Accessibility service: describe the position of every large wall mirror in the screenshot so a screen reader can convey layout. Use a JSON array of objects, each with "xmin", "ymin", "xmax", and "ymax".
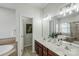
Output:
[{"xmin": 49, "ymin": 16, "xmax": 79, "ymax": 43}]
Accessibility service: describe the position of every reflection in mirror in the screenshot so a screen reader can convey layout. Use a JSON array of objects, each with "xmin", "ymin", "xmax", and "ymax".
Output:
[
  {"xmin": 60, "ymin": 22, "xmax": 70, "ymax": 35},
  {"xmin": 49, "ymin": 18, "xmax": 59, "ymax": 35},
  {"xmin": 49, "ymin": 17, "xmax": 79, "ymax": 44},
  {"xmin": 70, "ymin": 22, "xmax": 79, "ymax": 41}
]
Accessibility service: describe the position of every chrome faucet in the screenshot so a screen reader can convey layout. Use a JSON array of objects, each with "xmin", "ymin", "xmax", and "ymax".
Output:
[{"xmin": 65, "ymin": 46, "xmax": 71, "ymax": 51}]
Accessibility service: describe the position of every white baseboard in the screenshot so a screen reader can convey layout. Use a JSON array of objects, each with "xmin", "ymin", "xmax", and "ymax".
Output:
[{"xmin": 24, "ymin": 44, "xmax": 32, "ymax": 48}]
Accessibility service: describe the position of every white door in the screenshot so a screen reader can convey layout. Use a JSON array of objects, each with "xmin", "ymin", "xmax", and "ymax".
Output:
[{"xmin": 19, "ymin": 16, "xmax": 24, "ymax": 56}]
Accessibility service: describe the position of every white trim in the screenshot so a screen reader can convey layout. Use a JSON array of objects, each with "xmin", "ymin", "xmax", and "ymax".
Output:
[
  {"xmin": 17, "ymin": 15, "xmax": 34, "ymax": 56},
  {"xmin": 24, "ymin": 44, "xmax": 32, "ymax": 48},
  {"xmin": 2, "ymin": 48, "xmax": 16, "ymax": 56}
]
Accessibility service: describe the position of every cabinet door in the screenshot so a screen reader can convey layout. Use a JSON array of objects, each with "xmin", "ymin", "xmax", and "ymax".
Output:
[
  {"xmin": 38, "ymin": 42, "xmax": 43, "ymax": 56},
  {"xmin": 35, "ymin": 40, "xmax": 43, "ymax": 56},
  {"xmin": 35, "ymin": 44, "xmax": 39, "ymax": 54},
  {"xmin": 35, "ymin": 41, "xmax": 39, "ymax": 54},
  {"xmin": 47, "ymin": 49, "xmax": 58, "ymax": 56},
  {"xmin": 38, "ymin": 46, "xmax": 43, "ymax": 56},
  {"xmin": 43, "ymin": 46, "xmax": 47, "ymax": 56}
]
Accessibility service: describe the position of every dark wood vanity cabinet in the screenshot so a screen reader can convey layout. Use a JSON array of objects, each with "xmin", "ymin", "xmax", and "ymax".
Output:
[
  {"xmin": 42, "ymin": 46, "xmax": 47, "ymax": 56},
  {"xmin": 47, "ymin": 49, "xmax": 58, "ymax": 56},
  {"xmin": 35, "ymin": 40, "xmax": 58, "ymax": 56},
  {"xmin": 35, "ymin": 40, "xmax": 43, "ymax": 56},
  {"xmin": 35, "ymin": 41, "xmax": 39, "ymax": 54}
]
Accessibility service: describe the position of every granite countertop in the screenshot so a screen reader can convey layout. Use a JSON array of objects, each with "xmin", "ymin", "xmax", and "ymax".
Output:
[{"xmin": 35, "ymin": 38, "xmax": 79, "ymax": 56}]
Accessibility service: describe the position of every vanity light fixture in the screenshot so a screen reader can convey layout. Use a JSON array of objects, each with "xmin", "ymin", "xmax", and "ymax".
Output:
[
  {"xmin": 76, "ymin": 8, "xmax": 79, "ymax": 12},
  {"xmin": 43, "ymin": 15, "xmax": 51, "ymax": 20},
  {"xmin": 58, "ymin": 3, "xmax": 79, "ymax": 17},
  {"xmin": 74, "ymin": 5, "xmax": 77, "ymax": 9}
]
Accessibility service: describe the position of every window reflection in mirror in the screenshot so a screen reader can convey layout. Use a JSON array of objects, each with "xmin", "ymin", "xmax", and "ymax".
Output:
[
  {"xmin": 60, "ymin": 22, "xmax": 70, "ymax": 35},
  {"xmin": 49, "ymin": 18, "xmax": 79, "ymax": 44}
]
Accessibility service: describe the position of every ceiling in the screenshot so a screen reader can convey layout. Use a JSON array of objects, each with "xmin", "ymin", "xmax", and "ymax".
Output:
[{"xmin": 0, "ymin": 3, "xmax": 48, "ymax": 10}]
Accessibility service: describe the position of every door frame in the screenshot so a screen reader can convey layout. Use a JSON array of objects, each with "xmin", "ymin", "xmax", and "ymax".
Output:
[{"xmin": 17, "ymin": 15, "xmax": 33, "ymax": 56}]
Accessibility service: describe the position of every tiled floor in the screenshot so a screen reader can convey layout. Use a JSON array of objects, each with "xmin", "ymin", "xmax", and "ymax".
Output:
[{"xmin": 23, "ymin": 46, "xmax": 37, "ymax": 56}]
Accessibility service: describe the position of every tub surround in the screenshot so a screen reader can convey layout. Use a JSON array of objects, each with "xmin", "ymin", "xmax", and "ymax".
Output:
[
  {"xmin": 0, "ymin": 37, "xmax": 17, "ymax": 56},
  {"xmin": 35, "ymin": 38, "xmax": 79, "ymax": 56},
  {"xmin": 0, "ymin": 37, "xmax": 16, "ymax": 45}
]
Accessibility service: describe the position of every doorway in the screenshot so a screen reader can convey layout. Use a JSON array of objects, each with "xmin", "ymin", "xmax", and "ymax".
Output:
[
  {"xmin": 22, "ymin": 17, "xmax": 33, "ymax": 55},
  {"xmin": 19, "ymin": 16, "xmax": 36, "ymax": 56},
  {"xmin": 23, "ymin": 17, "xmax": 32, "ymax": 47}
]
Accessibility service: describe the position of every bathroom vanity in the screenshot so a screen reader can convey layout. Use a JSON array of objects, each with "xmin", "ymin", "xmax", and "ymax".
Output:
[
  {"xmin": 35, "ymin": 40, "xmax": 58, "ymax": 56},
  {"xmin": 35, "ymin": 38, "xmax": 79, "ymax": 56}
]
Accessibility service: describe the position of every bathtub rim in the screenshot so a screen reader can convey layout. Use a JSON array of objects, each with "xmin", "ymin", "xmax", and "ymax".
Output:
[{"xmin": 0, "ymin": 44, "xmax": 16, "ymax": 56}]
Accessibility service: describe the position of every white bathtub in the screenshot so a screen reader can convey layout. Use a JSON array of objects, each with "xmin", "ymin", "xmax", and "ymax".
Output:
[{"xmin": 0, "ymin": 45, "xmax": 15, "ymax": 56}]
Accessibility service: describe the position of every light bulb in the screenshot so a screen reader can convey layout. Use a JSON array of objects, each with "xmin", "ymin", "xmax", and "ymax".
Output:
[
  {"xmin": 73, "ymin": 5, "xmax": 77, "ymax": 9},
  {"xmin": 69, "ymin": 11, "xmax": 72, "ymax": 14},
  {"xmin": 63, "ymin": 13, "xmax": 66, "ymax": 16},
  {"xmin": 76, "ymin": 8, "xmax": 79, "ymax": 12},
  {"xmin": 59, "ymin": 11, "xmax": 63, "ymax": 15}
]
